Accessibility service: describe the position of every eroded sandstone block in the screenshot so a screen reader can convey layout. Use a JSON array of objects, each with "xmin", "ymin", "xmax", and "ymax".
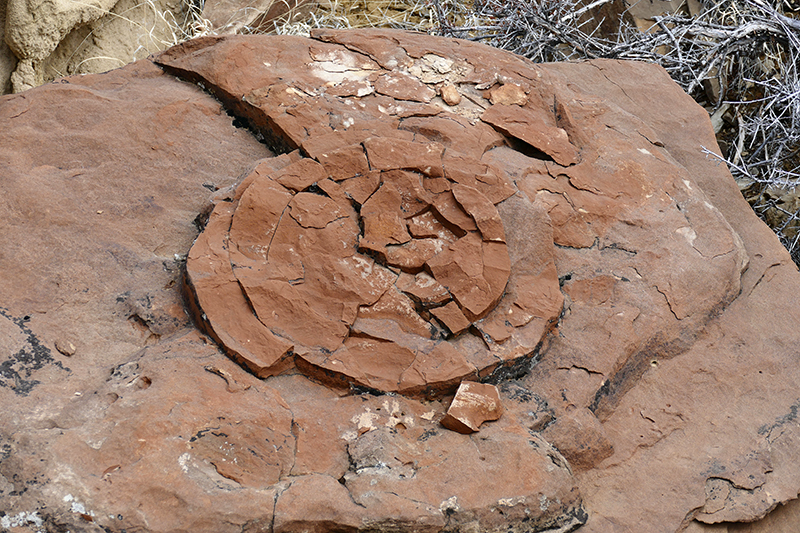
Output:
[
  {"xmin": 169, "ymin": 30, "xmax": 746, "ymax": 410},
  {"xmin": 6, "ymin": 26, "xmax": 796, "ymax": 533}
]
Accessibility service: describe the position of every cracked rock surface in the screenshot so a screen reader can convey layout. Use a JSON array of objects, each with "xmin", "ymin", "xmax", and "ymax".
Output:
[{"xmin": 1, "ymin": 28, "xmax": 800, "ymax": 533}]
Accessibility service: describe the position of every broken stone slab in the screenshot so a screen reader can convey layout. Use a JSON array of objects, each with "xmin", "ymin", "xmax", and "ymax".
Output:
[
  {"xmin": 166, "ymin": 33, "xmax": 567, "ymax": 397},
  {"xmin": 482, "ymin": 103, "xmax": 579, "ymax": 166},
  {"xmin": 451, "ymin": 182, "xmax": 505, "ymax": 242},
  {"xmin": 488, "ymin": 82, "xmax": 529, "ymax": 106},
  {"xmin": 344, "ymin": 422, "xmax": 584, "ymax": 532}
]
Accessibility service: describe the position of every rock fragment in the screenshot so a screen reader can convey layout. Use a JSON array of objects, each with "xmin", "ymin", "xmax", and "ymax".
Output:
[
  {"xmin": 482, "ymin": 104, "xmax": 579, "ymax": 166},
  {"xmin": 441, "ymin": 381, "xmax": 503, "ymax": 433},
  {"xmin": 430, "ymin": 301, "xmax": 471, "ymax": 336},
  {"xmin": 440, "ymin": 83, "xmax": 461, "ymax": 106},
  {"xmin": 54, "ymin": 339, "xmax": 76, "ymax": 356},
  {"xmin": 488, "ymin": 83, "xmax": 528, "ymax": 106},
  {"xmin": 451, "ymin": 183, "xmax": 505, "ymax": 242},
  {"xmin": 541, "ymin": 407, "xmax": 614, "ymax": 472},
  {"xmin": 375, "ymin": 71, "xmax": 436, "ymax": 102}
]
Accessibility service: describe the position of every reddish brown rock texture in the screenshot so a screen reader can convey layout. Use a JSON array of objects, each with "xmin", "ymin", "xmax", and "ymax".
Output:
[{"xmin": 2, "ymin": 28, "xmax": 800, "ymax": 533}]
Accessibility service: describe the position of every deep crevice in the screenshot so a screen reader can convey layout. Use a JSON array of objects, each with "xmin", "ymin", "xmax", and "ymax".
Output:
[
  {"xmin": 481, "ymin": 349, "xmax": 543, "ymax": 385},
  {"xmin": 506, "ymin": 136, "xmax": 556, "ymax": 162},
  {"xmin": 154, "ymin": 61, "xmax": 295, "ymax": 155}
]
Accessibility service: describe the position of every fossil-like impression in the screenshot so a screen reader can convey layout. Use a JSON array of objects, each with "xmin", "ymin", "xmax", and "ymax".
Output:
[{"xmin": 3, "ymin": 26, "xmax": 782, "ymax": 533}]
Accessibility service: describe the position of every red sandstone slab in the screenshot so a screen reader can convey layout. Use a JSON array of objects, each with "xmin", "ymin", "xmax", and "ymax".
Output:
[
  {"xmin": 431, "ymin": 191, "xmax": 477, "ymax": 233},
  {"xmin": 3, "ymin": 27, "xmax": 786, "ymax": 533},
  {"xmin": 375, "ymin": 71, "xmax": 436, "ymax": 102},
  {"xmin": 400, "ymin": 115, "xmax": 506, "ymax": 156},
  {"xmin": 442, "ymin": 150, "xmax": 516, "ymax": 204},
  {"xmin": 396, "ymin": 271, "xmax": 451, "ymax": 306},
  {"xmin": 341, "ymin": 171, "xmax": 381, "ymax": 204},
  {"xmin": 316, "ymin": 143, "xmax": 371, "ymax": 181},
  {"xmin": 385, "ymin": 238, "xmax": 447, "ymax": 271},
  {"xmin": 430, "ymin": 301, "xmax": 471, "ymax": 336},
  {"xmin": 242, "ymin": 278, "xmax": 349, "ymax": 352},
  {"xmin": 229, "ymin": 175, "xmax": 294, "ymax": 260},
  {"xmin": 452, "ymin": 183, "xmax": 505, "ymax": 242},
  {"xmin": 363, "ymin": 137, "xmax": 444, "ymax": 177},
  {"xmin": 272, "ymin": 158, "xmax": 329, "ymax": 191},
  {"xmin": 359, "ymin": 181, "xmax": 412, "ymax": 251},
  {"xmin": 426, "ymin": 233, "xmax": 509, "ymax": 321},
  {"xmin": 288, "ymin": 192, "xmax": 346, "ymax": 229}
]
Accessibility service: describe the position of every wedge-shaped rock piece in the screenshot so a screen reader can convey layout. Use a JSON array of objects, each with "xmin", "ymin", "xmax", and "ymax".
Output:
[
  {"xmin": 430, "ymin": 301, "xmax": 471, "ymax": 336},
  {"xmin": 452, "ymin": 183, "xmax": 505, "ymax": 242},
  {"xmin": 407, "ymin": 209, "xmax": 457, "ymax": 241},
  {"xmin": 382, "ymin": 169, "xmax": 433, "ymax": 218},
  {"xmin": 273, "ymin": 158, "xmax": 329, "ymax": 191},
  {"xmin": 359, "ymin": 181, "xmax": 412, "ymax": 252},
  {"xmin": 385, "ymin": 238, "xmax": 447, "ymax": 271},
  {"xmin": 427, "ymin": 233, "xmax": 510, "ymax": 321},
  {"xmin": 289, "ymin": 192, "xmax": 345, "ymax": 229},
  {"xmin": 442, "ymin": 150, "xmax": 516, "ymax": 204},
  {"xmin": 268, "ymin": 197, "xmax": 359, "ymax": 260},
  {"xmin": 363, "ymin": 137, "xmax": 444, "ymax": 177},
  {"xmin": 396, "ymin": 271, "xmax": 450, "ymax": 305},
  {"xmin": 242, "ymin": 278, "xmax": 349, "ymax": 353},
  {"xmin": 341, "ymin": 171, "xmax": 381, "ymax": 205},
  {"xmin": 316, "ymin": 143, "xmax": 370, "ymax": 181},
  {"xmin": 302, "ymin": 253, "xmax": 396, "ymax": 309},
  {"xmin": 431, "ymin": 191, "xmax": 477, "ymax": 233},
  {"xmin": 357, "ymin": 286, "xmax": 436, "ymax": 340},
  {"xmin": 186, "ymin": 203, "xmax": 294, "ymax": 377},
  {"xmin": 441, "ymin": 381, "xmax": 503, "ymax": 433},
  {"xmin": 375, "ymin": 71, "xmax": 436, "ymax": 102},
  {"xmin": 482, "ymin": 104, "xmax": 579, "ymax": 166},
  {"xmin": 229, "ymin": 175, "xmax": 293, "ymax": 260}
]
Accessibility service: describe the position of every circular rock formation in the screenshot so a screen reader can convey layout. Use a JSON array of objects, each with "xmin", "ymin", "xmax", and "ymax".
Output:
[{"xmin": 186, "ymin": 131, "xmax": 563, "ymax": 396}]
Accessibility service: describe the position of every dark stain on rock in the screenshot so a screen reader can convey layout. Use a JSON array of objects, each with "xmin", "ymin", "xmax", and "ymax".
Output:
[{"xmin": 0, "ymin": 308, "xmax": 69, "ymax": 396}]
